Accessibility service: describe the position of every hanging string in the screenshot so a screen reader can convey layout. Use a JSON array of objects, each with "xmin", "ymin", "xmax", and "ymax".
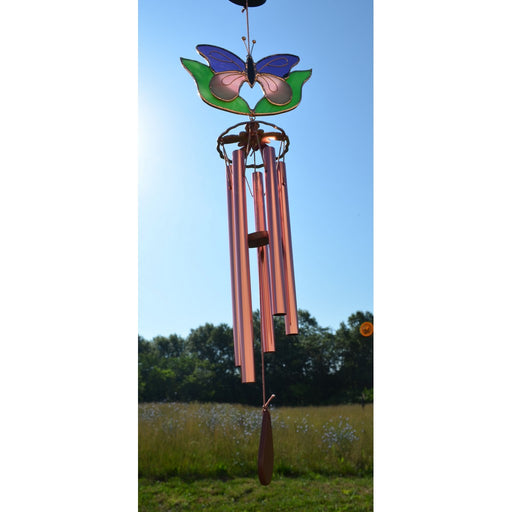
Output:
[
  {"xmin": 261, "ymin": 339, "xmax": 266, "ymax": 406},
  {"xmin": 278, "ymin": 139, "xmax": 285, "ymax": 186},
  {"xmin": 221, "ymin": 145, "xmax": 231, "ymax": 169},
  {"xmin": 244, "ymin": 1, "xmax": 251, "ymax": 55},
  {"xmin": 245, "ymin": 175, "xmax": 254, "ymax": 197},
  {"xmin": 222, "ymin": 146, "xmax": 233, "ymax": 193},
  {"xmin": 261, "ymin": 353, "xmax": 275, "ymax": 408},
  {"xmin": 244, "ymin": 147, "xmax": 257, "ymax": 197}
]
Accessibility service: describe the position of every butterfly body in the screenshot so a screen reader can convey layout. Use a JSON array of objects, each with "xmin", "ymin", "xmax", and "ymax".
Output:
[
  {"xmin": 196, "ymin": 44, "xmax": 300, "ymax": 106},
  {"xmin": 246, "ymin": 54, "xmax": 256, "ymax": 86}
]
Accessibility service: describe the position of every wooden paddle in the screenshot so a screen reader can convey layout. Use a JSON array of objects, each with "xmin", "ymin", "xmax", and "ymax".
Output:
[{"xmin": 258, "ymin": 394, "xmax": 275, "ymax": 485}]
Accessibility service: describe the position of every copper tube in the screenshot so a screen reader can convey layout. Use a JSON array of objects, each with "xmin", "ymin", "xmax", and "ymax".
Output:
[
  {"xmin": 277, "ymin": 161, "xmax": 299, "ymax": 335},
  {"xmin": 232, "ymin": 149, "xmax": 255, "ymax": 383},
  {"xmin": 252, "ymin": 171, "xmax": 275, "ymax": 353},
  {"xmin": 226, "ymin": 164, "xmax": 241, "ymax": 366},
  {"xmin": 262, "ymin": 145, "xmax": 286, "ymax": 316}
]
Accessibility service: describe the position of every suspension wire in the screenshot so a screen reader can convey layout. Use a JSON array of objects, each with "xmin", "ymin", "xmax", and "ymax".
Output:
[
  {"xmin": 261, "ymin": 338, "xmax": 266, "ymax": 406},
  {"xmin": 221, "ymin": 144, "xmax": 230, "ymax": 166},
  {"xmin": 222, "ymin": 146, "xmax": 232, "ymax": 188},
  {"xmin": 241, "ymin": 146, "xmax": 252, "ymax": 197},
  {"xmin": 261, "ymin": 335, "xmax": 276, "ymax": 409},
  {"xmin": 245, "ymin": 175, "xmax": 254, "ymax": 197},
  {"xmin": 244, "ymin": 0, "xmax": 251, "ymax": 55}
]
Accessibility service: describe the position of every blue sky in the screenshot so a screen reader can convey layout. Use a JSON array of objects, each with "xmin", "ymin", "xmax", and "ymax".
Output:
[{"xmin": 138, "ymin": 0, "xmax": 373, "ymax": 339}]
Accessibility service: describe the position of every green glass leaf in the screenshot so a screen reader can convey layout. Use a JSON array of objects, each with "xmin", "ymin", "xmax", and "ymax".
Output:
[
  {"xmin": 180, "ymin": 58, "xmax": 252, "ymax": 116},
  {"xmin": 253, "ymin": 69, "xmax": 312, "ymax": 116}
]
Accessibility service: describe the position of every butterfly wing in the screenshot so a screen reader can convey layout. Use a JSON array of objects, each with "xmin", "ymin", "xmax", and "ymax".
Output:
[
  {"xmin": 254, "ymin": 54, "xmax": 299, "ymax": 104},
  {"xmin": 196, "ymin": 44, "xmax": 246, "ymax": 73},
  {"xmin": 256, "ymin": 73, "xmax": 293, "ymax": 106},
  {"xmin": 210, "ymin": 71, "xmax": 248, "ymax": 102},
  {"xmin": 195, "ymin": 46, "xmax": 300, "ymax": 106},
  {"xmin": 196, "ymin": 45, "xmax": 248, "ymax": 102},
  {"xmin": 255, "ymin": 54, "xmax": 300, "ymax": 78}
]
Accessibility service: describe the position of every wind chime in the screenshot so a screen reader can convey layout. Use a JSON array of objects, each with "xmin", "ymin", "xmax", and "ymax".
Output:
[{"xmin": 181, "ymin": 0, "xmax": 311, "ymax": 485}]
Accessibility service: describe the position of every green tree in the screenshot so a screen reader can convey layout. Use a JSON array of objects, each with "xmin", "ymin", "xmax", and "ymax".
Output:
[
  {"xmin": 138, "ymin": 309, "xmax": 374, "ymax": 405},
  {"xmin": 334, "ymin": 311, "xmax": 373, "ymax": 402},
  {"xmin": 153, "ymin": 334, "xmax": 185, "ymax": 359},
  {"xmin": 185, "ymin": 323, "xmax": 247, "ymax": 403},
  {"xmin": 260, "ymin": 310, "xmax": 341, "ymax": 405},
  {"xmin": 138, "ymin": 333, "xmax": 188, "ymax": 402}
]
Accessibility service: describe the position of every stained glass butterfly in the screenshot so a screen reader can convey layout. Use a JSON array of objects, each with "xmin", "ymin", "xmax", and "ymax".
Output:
[{"xmin": 196, "ymin": 44, "xmax": 300, "ymax": 106}]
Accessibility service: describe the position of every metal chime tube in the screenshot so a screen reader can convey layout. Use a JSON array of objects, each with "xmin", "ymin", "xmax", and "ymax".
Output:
[
  {"xmin": 262, "ymin": 145, "xmax": 286, "ymax": 316},
  {"xmin": 226, "ymin": 164, "xmax": 241, "ymax": 366},
  {"xmin": 252, "ymin": 171, "xmax": 275, "ymax": 352},
  {"xmin": 232, "ymin": 149, "xmax": 255, "ymax": 383},
  {"xmin": 277, "ymin": 161, "xmax": 299, "ymax": 335}
]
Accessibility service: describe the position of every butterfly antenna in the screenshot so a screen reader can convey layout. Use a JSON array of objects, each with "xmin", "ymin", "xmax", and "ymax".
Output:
[
  {"xmin": 251, "ymin": 39, "xmax": 256, "ymax": 54},
  {"xmin": 242, "ymin": 36, "xmax": 250, "ymax": 54}
]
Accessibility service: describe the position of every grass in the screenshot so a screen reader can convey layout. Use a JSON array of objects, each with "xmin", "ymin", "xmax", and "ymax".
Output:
[
  {"xmin": 139, "ymin": 402, "xmax": 373, "ymax": 480},
  {"xmin": 139, "ymin": 475, "xmax": 373, "ymax": 511}
]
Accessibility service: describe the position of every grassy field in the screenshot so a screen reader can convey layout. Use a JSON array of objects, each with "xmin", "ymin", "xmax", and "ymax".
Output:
[
  {"xmin": 139, "ymin": 475, "xmax": 373, "ymax": 511},
  {"xmin": 139, "ymin": 402, "xmax": 372, "ymax": 479},
  {"xmin": 139, "ymin": 402, "xmax": 373, "ymax": 510}
]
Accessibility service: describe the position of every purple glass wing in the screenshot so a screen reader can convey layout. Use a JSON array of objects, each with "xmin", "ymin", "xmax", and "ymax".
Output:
[
  {"xmin": 196, "ymin": 44, "xmax": 246, "ymax": 73},
  {"xmin": 255, "ymin": 54, "xmax": 300, "ymax": 78}
]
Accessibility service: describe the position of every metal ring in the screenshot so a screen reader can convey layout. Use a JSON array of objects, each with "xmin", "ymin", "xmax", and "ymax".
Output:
[{"xmin": 217, "ymin": 120, "xmax": 289, "ymax": 168}]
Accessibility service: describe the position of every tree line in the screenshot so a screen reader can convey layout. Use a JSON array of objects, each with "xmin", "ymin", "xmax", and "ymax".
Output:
[{"xmin": 138, "ymin": 310, "xmax": 373, "ymax": 406}]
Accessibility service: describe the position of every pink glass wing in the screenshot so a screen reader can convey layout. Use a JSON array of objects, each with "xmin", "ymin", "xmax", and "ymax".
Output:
[
  {"xmin": 210, "ymin": 71, "xmax": 247, "ymax": 102},
  {"xmin": 256, "ymin": 73, "xmax": 293, "ymax": 106}
]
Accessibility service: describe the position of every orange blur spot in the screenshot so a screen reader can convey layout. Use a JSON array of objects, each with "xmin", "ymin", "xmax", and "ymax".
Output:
[{"xmin": 360, "ymin": 322, "xmax": 373, "ymax": 337}]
